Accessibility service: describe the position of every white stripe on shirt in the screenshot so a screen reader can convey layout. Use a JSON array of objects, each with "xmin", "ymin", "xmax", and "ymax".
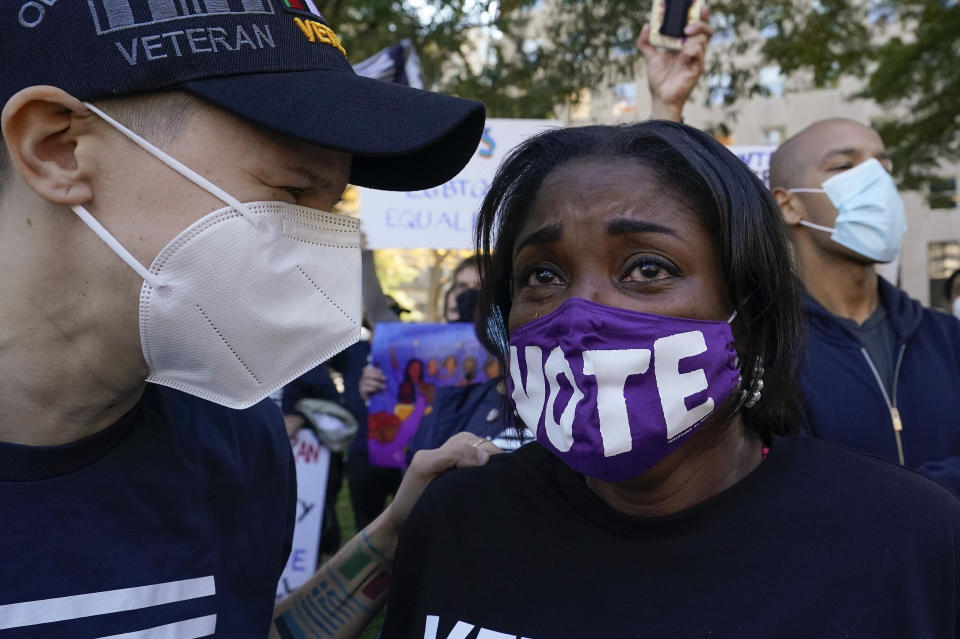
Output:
[
  {"xmin": 96, "ymin": 614, "xmax": 217, "ymax": 639},
  {"xmin": 0, "ymin": 576, "xmax": 215, "ymax": 630}
]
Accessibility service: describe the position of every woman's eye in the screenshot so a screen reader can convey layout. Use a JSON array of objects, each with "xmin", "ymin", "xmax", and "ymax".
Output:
[
  {"xmin": 526, "ymin": 267, "xmax": 562, "ymax": 287},
  {"xmin": 624, "ymin": 258, "xmax": 674, "ymax": 283}
]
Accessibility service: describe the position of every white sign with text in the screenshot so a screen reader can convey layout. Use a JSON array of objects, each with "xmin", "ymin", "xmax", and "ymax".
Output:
[
  {"xmin": 360, "ymin": 118, "xmax": 562, "ymax": 249},
  {"xmin": 361, "ymin": 133, "xmax": 776, "ymax": 250},
  {"xmin": 729, "ymin": 145, "xmax": 776, "ymax": 187},
  {"xmin": 275, "ymin": 428, "xmax": 331, "ymax": 600}
]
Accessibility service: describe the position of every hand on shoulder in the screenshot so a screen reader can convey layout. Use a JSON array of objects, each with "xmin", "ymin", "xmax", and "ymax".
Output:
[{"xmin": 367, "ymin": 432, "xmax": 502, "ymax": 557}]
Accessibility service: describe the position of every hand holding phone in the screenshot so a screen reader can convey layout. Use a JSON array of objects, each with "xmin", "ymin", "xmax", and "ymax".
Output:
[
  {"xmin": 638, "ymin": 1, "xmax": 713, "ymax": 121},
  {"xmin": 649, "ymin": 0, "xmax": 705, "ymax": 50}
]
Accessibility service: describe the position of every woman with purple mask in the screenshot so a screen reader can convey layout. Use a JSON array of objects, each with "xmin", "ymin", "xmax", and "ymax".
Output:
[{"xmin": 381, "ymin": 122, "xmax": 960, "ymax": 637}]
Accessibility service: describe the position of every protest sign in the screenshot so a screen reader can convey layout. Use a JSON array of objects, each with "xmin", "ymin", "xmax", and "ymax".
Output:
[
  {"xmin": 276, "ymin": 428, "xmax": 330, "ymax": 600},
  {"xmin": 361, "ymin": 134, "xmax": 773, "ymax": 250},
  {"xmin": 367, "ymin": 322, "xmax": 496, "ymax": 467},
  {"xmin": 728, "ymin": 146, "xmax": 776, "ymax": 187},
  {"xmin": 360, "ymin": 118, "xmax": 561, "ymax": 249}
]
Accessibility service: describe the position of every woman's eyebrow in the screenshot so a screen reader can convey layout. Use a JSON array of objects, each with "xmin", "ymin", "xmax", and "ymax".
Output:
[
  {"xmin": 515, "ymin": 224, "xmax": 563, "ymax": 255},
  {"xmin": 606, "ymin": 218, "xmax": 678, "ymax": 237}
]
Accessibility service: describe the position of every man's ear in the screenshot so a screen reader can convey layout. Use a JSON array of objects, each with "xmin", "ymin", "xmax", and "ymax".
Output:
[
  {"xmin": 771, "ymin": 187, "xmax": 804, "ymax": 226},
  {"xmin": 1, "ymin": 86, "xmax": 94, "ymax": 206}
]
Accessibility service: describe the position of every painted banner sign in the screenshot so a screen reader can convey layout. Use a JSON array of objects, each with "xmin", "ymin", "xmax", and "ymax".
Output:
[{"xmin": 367, "ymin": 322, "xmax": 497, "ymax": 468}]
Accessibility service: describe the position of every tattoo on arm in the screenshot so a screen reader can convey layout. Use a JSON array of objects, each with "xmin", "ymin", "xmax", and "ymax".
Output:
[{"xmin": 273, "ymin": 529, "xmax": 392, "ymax": 639}]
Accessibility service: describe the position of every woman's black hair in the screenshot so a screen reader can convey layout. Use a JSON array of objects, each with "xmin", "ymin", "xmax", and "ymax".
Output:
[
  {"xmin": 945, "ymin": 269, "xmax": 960, "ymax": 301},
  {"xmin": 474, "ymin": 121, "xmax": 805, "ymax": 438}
]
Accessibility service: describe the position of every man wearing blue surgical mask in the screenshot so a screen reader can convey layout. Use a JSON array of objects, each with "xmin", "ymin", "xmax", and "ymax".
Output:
[{"xmin": 771, "ymin": 118, "xmax": 960, "ymax": 495}]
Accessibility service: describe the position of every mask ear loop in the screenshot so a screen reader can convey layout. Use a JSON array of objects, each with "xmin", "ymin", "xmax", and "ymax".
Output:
[
  {"xmin": 797, "ymin": 220, "xmax": 836, "ymax": 234},
  {"xmin": 71, "ymin": 204, "xmax": 164, "ymax": 288},
  {"xmin": 71, "ymin": 102, "xmax": 259, "ymax": 288},
  {"xmin": 81, "ymin": 102, "xmax": 254, "ymax": 224},
  {"xmin": 785, "ymin": 189, "xmax": 836, "ymax": 234}
]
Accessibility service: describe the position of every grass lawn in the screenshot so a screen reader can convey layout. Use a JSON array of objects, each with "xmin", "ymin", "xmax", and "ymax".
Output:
[{"xmin": 334, "ymin": 479, "xmax": 386, "ymax": 639}]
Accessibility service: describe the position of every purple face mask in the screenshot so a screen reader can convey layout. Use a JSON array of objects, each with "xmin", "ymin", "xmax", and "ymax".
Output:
[{"xmin": 508, "ymin": 298, "xmax": 741, "ymax": 483}]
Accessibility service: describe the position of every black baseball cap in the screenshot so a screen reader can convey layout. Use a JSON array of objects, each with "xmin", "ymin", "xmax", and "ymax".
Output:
[{"xmin": 0, "ymin": 1, "xmax": 485, "ymax": 191}]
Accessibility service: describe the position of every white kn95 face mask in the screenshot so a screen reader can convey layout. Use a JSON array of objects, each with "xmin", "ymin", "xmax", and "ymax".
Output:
[{"xmin": 71, "ymin": 102, "xmax": 361, "ymax": 409}]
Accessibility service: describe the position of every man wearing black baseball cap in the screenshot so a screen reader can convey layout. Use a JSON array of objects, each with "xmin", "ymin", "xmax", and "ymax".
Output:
[{"xmin": 0, "ymin": 2, "xmax": 485, "ymax": 637}]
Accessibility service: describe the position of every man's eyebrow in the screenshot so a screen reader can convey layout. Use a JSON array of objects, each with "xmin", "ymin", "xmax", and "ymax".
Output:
[
  {"xmin": 819, "ymin": 148, "xmax": 858, "ymax": 163},
  {"xmin": 606, "ymin": 218, "xmax": 679, "ymax": 237},
  {"xmin": 515, "ymin": 224, "xmax": 563, "ymax": 255}
]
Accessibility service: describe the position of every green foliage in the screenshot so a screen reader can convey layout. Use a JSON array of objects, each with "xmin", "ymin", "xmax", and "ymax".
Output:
[
  {"xmin": 324, "ymin": 0, "xmax": 960, "ymax": 184},
  {"xmin": 861, "ymin": 2, "xmax": 960, "ymax": 187},
  {"xmin": 746, "ymin": 0, "xmax": 960, "ymax": 186}
]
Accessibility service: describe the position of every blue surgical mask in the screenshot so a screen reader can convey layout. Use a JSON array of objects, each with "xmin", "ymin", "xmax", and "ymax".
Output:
[{"xmin": 789, "ymin": 158, "xmax": 907, "ymax": 263}]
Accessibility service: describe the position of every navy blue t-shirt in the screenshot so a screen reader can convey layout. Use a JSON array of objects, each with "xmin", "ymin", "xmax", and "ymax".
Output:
[{"xmin": 0, "ymin": 385, "xmax": 296, "ymax": 638}]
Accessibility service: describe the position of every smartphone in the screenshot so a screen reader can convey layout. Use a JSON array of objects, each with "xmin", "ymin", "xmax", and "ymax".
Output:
[{"xmin": 649, "ymin": 0, "xmax": 704, "ymax": 50}]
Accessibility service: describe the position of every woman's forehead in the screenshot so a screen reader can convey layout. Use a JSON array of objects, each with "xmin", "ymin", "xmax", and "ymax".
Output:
[
  {"xmin": 537, "ymin": 156, "xmax": 657, "ymax": 196},
  {"xmin": 519, "ymin": 156, "xmax": 704, "ymax": 240}
]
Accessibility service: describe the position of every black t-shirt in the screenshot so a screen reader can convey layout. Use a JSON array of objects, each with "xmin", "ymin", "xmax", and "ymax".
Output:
[
  {"xmin": 383, "ymin": 436, "xmax": 960, "ymax": 638},
  {"xmin": 0, "ymin": 385, "xmax": 296, "ymax": 638}
]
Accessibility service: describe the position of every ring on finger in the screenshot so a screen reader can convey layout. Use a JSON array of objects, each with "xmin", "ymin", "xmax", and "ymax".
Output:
[{"xmin": 471, "ymin": 438, "xmax": 492, "ymax": 449}]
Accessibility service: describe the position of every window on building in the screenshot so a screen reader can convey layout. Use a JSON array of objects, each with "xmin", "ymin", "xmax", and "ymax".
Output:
[
  {"xmin": 929, "ymin": 241, "xmax": 960, "ymax": 311},
  {"xmin": 927, "ymin": 176, "xmax": 958, "ymax": 210},
  {"xmin": 762, "ymin": 126, "xmax": 787, "ymax": 146},
  {"xmin": 611, "ymin": 82, "xmax": 637, "ymax": 117}
]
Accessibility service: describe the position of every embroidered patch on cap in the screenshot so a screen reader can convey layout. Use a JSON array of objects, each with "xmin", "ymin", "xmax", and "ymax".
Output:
[
  {"xmin": 86, "ymin": 0, "xmax": 276, "ymax": 35},
  {"xmin": 279, "ymin": 0, "xmax": 346, "ymax": 56},
  {"xmin": 279, "ymin": 0, "xmax": 324, "ymax": 19}
]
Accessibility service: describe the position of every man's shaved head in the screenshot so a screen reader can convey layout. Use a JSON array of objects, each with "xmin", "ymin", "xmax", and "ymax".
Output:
[
  {"xmin": 769, "ymin": 119, "xmax": 886, "ymax": 190},
  {"xmin": 770, "ymin": 117, "xmax": 894, "ymax": 266}
]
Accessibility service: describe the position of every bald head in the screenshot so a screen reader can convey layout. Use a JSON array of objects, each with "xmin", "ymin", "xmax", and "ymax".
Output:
[
  {"xmin": 769, "ymin": 119, "xmax": 889, "ymax": 190},
  {"xmin": 771, "ymin": 118, "xmax": 897, "ymax": 267}
]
